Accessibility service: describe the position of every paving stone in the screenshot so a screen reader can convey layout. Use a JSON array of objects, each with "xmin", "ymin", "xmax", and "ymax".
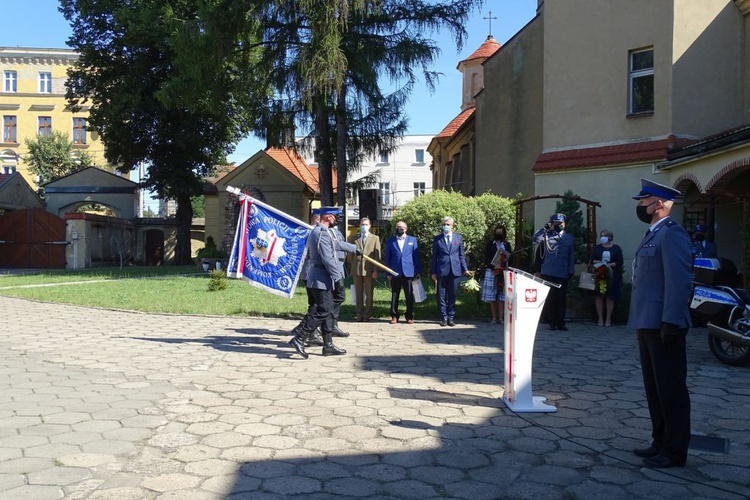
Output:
[
  {"xmin": 0, "ymin": 484, "xmax": 64, "ymax": 499},
  {"xmin": 28, "ymin": 466, "xmax": 92, "ymax": 486},
  {"xmin": 141, "ymin": 473, "xmax": 201, "ymax": 492},
  {"xmin": 0, "ymin": 456, "xmax": 54, "ymax": 473},
  {"xmin": 57, "ymin": 453, "xmax": 118, "ymax": 467}
]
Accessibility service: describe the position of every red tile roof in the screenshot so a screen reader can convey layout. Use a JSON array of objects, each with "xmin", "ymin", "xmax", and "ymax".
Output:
[
  {"xmin": 459, "ymin": 36, "xmax": 501, "ymax": 65},
  {"xmin": 265, "ymin": 147, "xmax": 321, "ymax": 192},
  {"xmin": 533, "ymin": 137, "xmax": 694, "ymax": 172},
  {"xmin": 435, "ymin": 107, "xmax": 475, "ymax": 139},
  {"xmin": 204, "ymin": 165, "xmax": 236, "ymax": 194}
]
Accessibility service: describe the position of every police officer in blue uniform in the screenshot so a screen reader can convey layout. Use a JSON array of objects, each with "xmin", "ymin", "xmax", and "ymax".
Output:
[
  {"xmin": 533, "ymin": 213, "xmax": 575, "ymax": 330},
  {"xmin": 289, "ymin": 206, "xmax": 359, "ymax": 359},
  {"xmin": 629, "ymin": 178, "xmax": 692, "ymax": 469},
  {"xmin": 690, "ymin": 224, "xmax": 718, "ymax": 258}
]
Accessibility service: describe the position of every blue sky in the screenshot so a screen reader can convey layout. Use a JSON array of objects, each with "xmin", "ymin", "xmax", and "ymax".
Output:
[{"xmin": 2, "ymin": 0, "xmax": 537, "ymax": 164}]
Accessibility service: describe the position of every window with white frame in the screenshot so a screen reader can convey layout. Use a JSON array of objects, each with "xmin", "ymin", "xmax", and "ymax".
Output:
[
  {"xmin": 3, "ymin": 116, "xmax": 17, "ymax": 143},
  {"xmin": 378, "ymin": 182, "xmax": 391, "ymax": 205},
  {"xmin": 415, "ymin": 149, "xmax": 425, "ymax": 164},
  {"xmin": 38, "ymin": 116, "xmax": 52, "ymax": 136},
  {"xmin": 4, "ymin": 71, "xmax": 17, "ymax": 93},
  {"xmin": 378, "ymin": 151, "xmax": 389, "ymax": 163},
  {"xmin": 39, "ymin": 72, "xmax": 52, "ymax": 93},
  {"xmin": 73, "ymin": 117, "xmax": 87, "ymax": 144},
  {"xmin": 413, "ymin": 182, "xmax": 426, "ymax": 197},
  {"xmin": 629, "ymin": 48, "xmax": 654, "ymax": 114}
]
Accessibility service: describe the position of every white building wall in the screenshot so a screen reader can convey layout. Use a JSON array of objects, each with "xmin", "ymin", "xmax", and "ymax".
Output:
[{"xmin": 301, "ymin": 135, "xmax": 434, "ymax": 220}]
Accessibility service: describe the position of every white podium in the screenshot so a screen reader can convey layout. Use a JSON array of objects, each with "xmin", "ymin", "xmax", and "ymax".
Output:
[{"xmin": 502, "ymin": 267, "xmax": 560, "ymax": 413}]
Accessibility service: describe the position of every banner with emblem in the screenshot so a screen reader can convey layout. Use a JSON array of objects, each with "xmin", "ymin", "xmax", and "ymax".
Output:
[{"xmin": 226, "ymin": 187, "xmax": 313, "ymax": 298}]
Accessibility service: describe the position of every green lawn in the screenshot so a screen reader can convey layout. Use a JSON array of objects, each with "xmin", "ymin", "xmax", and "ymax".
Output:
[{"xmin": 0, "ymin": 267, "xmax": 488, "ymax": 321}]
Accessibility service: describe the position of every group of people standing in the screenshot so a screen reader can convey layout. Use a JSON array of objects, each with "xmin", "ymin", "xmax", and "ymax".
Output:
[{"xmin": 289, "ymin": 176, "xmax": 694, "ymax": 471}]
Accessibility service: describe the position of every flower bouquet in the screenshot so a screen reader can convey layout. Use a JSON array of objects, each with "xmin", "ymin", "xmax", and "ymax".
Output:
[
  {"xmin": 593, "ymin": 263, "xmax": 612, "ymax": 296},
  {"xmin": 460, "ymin": 270, "xmax": 481, "ymax": 293}
]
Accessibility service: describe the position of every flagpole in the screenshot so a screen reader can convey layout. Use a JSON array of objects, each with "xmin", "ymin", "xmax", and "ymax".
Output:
[
  {"xmin": 226, "ymin": 186, "xmax": 314, "ymax": 230},
  {"xmin": 361, "ymin": 254, "xmax": 399, "ymax": 276}
]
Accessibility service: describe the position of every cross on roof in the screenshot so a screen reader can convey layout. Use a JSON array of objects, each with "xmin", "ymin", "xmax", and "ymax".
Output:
[{"xmin": 483, "ymin": 11, "xmax": 498, "ymax": 38}]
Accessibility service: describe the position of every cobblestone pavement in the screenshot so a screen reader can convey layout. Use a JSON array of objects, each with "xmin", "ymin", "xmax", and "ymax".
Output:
[{"xmin": 0, "ymin": 296, "xmax": 749, "ymax": 500}]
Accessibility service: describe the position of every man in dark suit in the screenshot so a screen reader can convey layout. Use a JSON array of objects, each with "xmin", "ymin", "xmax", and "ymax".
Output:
[
  {"xmin": 690, "ymin": 224, "xmax": 718, "ymax": 258},
  {"xmin": 384, "ymin": 220, "xmax": 422, "ymax": 324},
  {"xmin": 430, "ymin": 216, "xmax": 469, "ymax": 327},
  {"xmin": 629, "ymin": 178, "xmax": 692, "ymax": 469}
]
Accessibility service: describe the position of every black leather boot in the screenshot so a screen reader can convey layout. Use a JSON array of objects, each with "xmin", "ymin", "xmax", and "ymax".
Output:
[
  {"xmin": 288, "ymin": 325, "xmax": 310, "ymax": 359},
  {"xmin": 322, "ymin": 332, "xmax": 346, "ymax": 356},
  {"xmin": 331, "ymin": 322, "xmax": 349, "ymax": 337},
  {"xmin": 305, "ymin": 328, "xmax": 324, "ymax": 347}
]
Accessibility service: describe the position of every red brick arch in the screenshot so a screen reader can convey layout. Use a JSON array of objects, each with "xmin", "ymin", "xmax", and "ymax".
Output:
[
  {"xmin": 706, "ymin": 157, "xmax": 750, "ymax": 193},
  {"xmin": 673, "ymin": 172, "xmax": 703, "ymax": 193}
]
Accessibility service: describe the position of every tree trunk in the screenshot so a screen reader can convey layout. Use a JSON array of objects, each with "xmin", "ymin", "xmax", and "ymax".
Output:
[
  {"xmin": 174, "ymin": 193, "xmax": 194, "ymax": 265},
  {"xmin": 314, "ymin": 94, "xmax": 334, "ymax": 206},
  {"xmin": 335, "ymin": 85, "xmax": 347, "ymax": 209}
]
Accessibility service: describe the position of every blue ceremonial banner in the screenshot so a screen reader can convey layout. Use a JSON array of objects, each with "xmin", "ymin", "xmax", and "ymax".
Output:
[{"xmin": 226, "ymin": 190, "xmax": 313, "ymax": 299}]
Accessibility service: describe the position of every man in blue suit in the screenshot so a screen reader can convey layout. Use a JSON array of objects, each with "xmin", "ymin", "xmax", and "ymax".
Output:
[
  {"xmin": 629, "ymin": 178, "xmax": 692, "ymax": 469},
  {"xmin": 385, "ymin": 220, "xmax": 422, "ymax": 324},
  {"xmin": 431, "ymin": 216, "xmax": 469, "ymax": 327}
]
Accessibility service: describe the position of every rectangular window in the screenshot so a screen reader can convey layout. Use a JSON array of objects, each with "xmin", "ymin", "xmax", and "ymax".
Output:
[
  {"xmin": 413, "ymin": 182, "xmax": 426, "ymax": 197},
  {"xmin": 415, "ymin": 149, "xmax": 425, "ymax": 164},
  {"xmin": 73, "ymin": 117, "xmax": 87, "ymax": 144},
  {"xmin": 3, "ymin": 116, "xmax": 17, "ymax": 143},
  {"xmin": 378, "ymin": 182, "xmax": 391, "ymax": 205},
  {"xmin": 2, "ymin": 165, "xmax": 16, "ymax": 174},
  {"xmin": 38, "ymin": 116, "xmax": 52, "ymax": 136},
  {"xmin": 4, "ymin": 71, "xmax": 17, "ymax": 93},
  {"xmin": 629, "ymin": 48, "xmax": 654, "ymax": 114},
  {"xmin": 39, "ymin": 72, "xmax": 52, "ymax": 93},
  {"xmin": 378, "ymin": 151, "xmax": 389, "ymax": 163}
]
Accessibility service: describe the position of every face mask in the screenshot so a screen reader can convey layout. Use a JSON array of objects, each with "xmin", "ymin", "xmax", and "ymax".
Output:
[
  {"xmin": 494, "ymin": 233, "xmax": 503, "ymax": 240},
  {"xmin": 333, "ymin": 214, "xmax": 344, "ymax": 225},
  {"xmin": 553, "ymin": 223, "xmax": 563, "ymax": 232},
  {"xmin": 442, "ymin": 224, "xmax": 450, "ymax": 233},
  {"xmin": 694, "ymin": 234, "xmax": 705, "ymax": 242},
  {"xmin": 600, "ymin": 236, "xmax": 609, "ymax": 244},
  {"xmin": 360, "ymin": 225, "xmax": 369, "ymax": 234},
  {"xmin": 636, "ymin": 201, "xmax": 657, "ymax": 224},
  {"xmin": 396, "ymin": 228, "xmax": 405, "ymax": 236}
]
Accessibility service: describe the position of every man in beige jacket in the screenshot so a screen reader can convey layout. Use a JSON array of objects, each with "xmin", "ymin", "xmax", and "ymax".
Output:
[{"xmin": 348, "ymin": 217, "xmax": 381, "ymax": 322}]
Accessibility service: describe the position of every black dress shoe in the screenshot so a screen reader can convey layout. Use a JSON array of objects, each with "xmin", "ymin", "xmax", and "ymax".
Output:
[
  {"xmin": 447, "ymin": 319, "xmax": 455, "ymax": 327},
  {"xmin": 557, "ymin": 324, "xmax": 568, "ymax": 331},
  {"xmin": 643, "ymin": 455, "xmax": 686, "ymax": 468},
  {"xmin": 548, "ymin": 324, "xmax": 557, "ymax": 331},
  {"xmin": 440, "ymin": 320, "xmax": 447, "ymax": 327},
  {"xmin": 305, "ymin": 330, "xmax": 324, "ymax": 347},
  {"xmin": 633, "ymin": 446, "xmax": 660, "ymax": 458},
  {"xmin": 322, "ymin": 344, "xmax": 347, "ymax": 356}
]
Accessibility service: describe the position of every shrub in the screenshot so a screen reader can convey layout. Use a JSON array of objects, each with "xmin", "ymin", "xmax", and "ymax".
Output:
[
  {"xmin": 394, "ymin": 190, "xmax": 486, "ymax": 271},
  {"xmin": 196, "ymin": 235, "xmax": 226, "ymax": 259},
  {"xmin": 207, "ymin": 269, "xmax": 229, "ymax": 291}
]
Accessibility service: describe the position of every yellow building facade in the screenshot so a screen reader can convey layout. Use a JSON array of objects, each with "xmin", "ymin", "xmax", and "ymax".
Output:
[{"xmin": 0, "ymin": 47, "xmax": 106, "ymax": 189}]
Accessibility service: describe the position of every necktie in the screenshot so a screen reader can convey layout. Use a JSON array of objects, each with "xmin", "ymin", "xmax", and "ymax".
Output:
[{"xmin": 445, "ymin": 235, "xmax": 450, "ymax": 247}]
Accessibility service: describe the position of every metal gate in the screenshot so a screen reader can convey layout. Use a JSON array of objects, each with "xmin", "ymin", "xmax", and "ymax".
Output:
[{"xmin": 0, "ymin": 209, "xmax": 67, "ymax": 268}]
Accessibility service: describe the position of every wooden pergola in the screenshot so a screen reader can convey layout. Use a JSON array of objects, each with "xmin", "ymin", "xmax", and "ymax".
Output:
[{"xmin": 513, "ymin": 194, "xmax": 602, "ymax": 268}]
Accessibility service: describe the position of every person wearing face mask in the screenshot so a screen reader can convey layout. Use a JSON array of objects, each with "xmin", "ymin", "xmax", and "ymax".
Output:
[
  {"xmin": 588, "ymin": 229, "xmax": 624, "ymax": 326},
  {"xmin": 482, "ymin": 224, "xmax": 513, "ymax": 324},
  {"xmin": 431, "ymin": 216, "xmax": 470, "ymax": 327},
  {"xmin": 532, "ymin": 213, "xmax": 575, "ymax": 331},
  {"xmin": 629, "ymin": 178, "xmax": 692, "ymax": 469},
  {"xmin": 347, "ymin": 217, "xmax": 381, "ymax": 322},
  {"xmin": 289, "ymin": 206, "xmax": 361, "ymax": 359},
  {"xmin": 384, "ymin": 220, "xmax": 422, "ymax": 324},
  {"xmin": 690, "ymin": 224, "xmax": 717, "ymax": 259}
]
